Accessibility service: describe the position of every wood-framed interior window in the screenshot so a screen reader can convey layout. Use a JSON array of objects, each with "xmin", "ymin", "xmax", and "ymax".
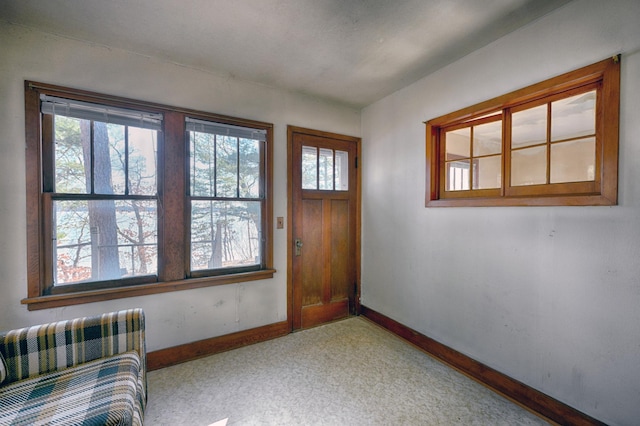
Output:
[
  {"xmin": 426, "ymin": 56, "xmax": 620, "ymax": 207},
  {"xmin": 23, "ymin": 82, "xmax": 274, "ymax": 310}
]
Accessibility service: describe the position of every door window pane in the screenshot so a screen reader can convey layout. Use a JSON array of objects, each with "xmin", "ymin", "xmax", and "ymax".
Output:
[
  {"xmin": 512, "ymin": 104, "xmax": 547, "ymax": 149},
  {"xmin": 335, "ymin": 150, "xmax": 349, "ymax": 191},
  {"xmin": 319, "ymin": 148, "xmax": 334, "ymax": 190},
  {"xmin": 302, "ymin": 146, "xmax": 348, "ymax": 191},
  {"xmin": 302, "ymin": 146, "xmax": 317, "ymax": 190},
  {"xmin": 551, "ymin": 90, "xmax": 596, "ymax": 142},
  {"xmin": 511, "ymin": 145, "xmax": 547, "ymax": 186},
  {"xmin": 550, "ymin": 138, "xmax": 595, "ymax": 183}
]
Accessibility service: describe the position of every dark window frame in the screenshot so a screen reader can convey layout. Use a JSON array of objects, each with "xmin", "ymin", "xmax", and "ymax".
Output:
[
  {"xmin": 23, "ymin": 81, "xmax": 274, "ymax": 310},
  {"xmin": 425, "ymin": 56, "xmax": 620, "ymax": 207}
]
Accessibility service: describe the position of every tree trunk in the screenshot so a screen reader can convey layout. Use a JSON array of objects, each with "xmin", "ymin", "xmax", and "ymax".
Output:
[
  {"xmin": 80, "ymin": 121, "xmax": 121, "ymax": 281},
  {"xmin": 209, "ymin": 220, "xmax": 223, "ymax": 268}
]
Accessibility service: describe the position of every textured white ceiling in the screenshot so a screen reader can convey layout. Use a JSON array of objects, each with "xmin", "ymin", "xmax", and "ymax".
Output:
[{"xmin": 1, "ymin": 0, "xmax": 572, "ymax": 107}]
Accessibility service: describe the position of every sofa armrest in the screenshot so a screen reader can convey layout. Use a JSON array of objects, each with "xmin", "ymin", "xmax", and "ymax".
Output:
[{"xmin": 0, "ymin": 308, "xmax": 145, "ymax": 386}]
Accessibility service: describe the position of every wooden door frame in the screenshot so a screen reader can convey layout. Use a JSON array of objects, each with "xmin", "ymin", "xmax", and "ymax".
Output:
[{"xmin": 287, "ymin": 125, "xmax": 362, "ymax": 331}]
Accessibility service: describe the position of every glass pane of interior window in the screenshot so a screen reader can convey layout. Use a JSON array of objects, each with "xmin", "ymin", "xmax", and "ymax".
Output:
[
  {"xmin": 128, "ymin": 126, "xmax": 158, "ymax": 195},
  {"xmin": 54, "ymin": 116, "xmax": 87, "ymax": 194},
  {"xmin": 550, "ymin": 138, "xmax": 596, "ymax": 183},
  {"xmin": 302, "ymin": 146, "xmax": 317, "ymax": 190},
  {"xmin": 445, "ymin": 127, "xmax": 470, "ymax": 160},
  {"xmin": 53, "ymin": 199, "xmax": 157, "ymax": 285},
  {"xmin": 191, "ymin": 200, "xmax": 261, "ymax": 271},
  {"xmin": 473, "ymin": 120, "xmax": 502, "ymax": 157},
  {"xmin": 551, "ymin": 90, "xmax": 596, "ymax": 142},
  {"xmin": 446, "ymin": 160, "xmax": 470, "ymax": 191},
  {"xmin": 512, "ymin": 104, "xmax": 547, "ymax": 149},
  {"xmin": 335, "ymin": 150, "xmax": 349, "ymax": 191},
  {"xmin": 190, "ymin": 131, "xmax": 216, "ymax": 197},
  {"xmin": 473, "ymin": 155, "xmax": 502, "ymax": 189},
  {"xmin": 239, "ymin": 138, "xmax": 261, "ymax": 198},
  {"xmin": 217, "ymin": 135, "xmax": 239, "ymax": 197},
  {"xmin": 319, "ymin": 148, "xmax": 334, "ymax": 190},
  {"xmin": 511, "ymin": 146, "xmax": 547, "ymax": 186}
]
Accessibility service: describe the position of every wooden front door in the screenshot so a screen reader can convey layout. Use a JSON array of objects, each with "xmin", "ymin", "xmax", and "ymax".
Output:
[{"xmin": 288, "ymin": 126, "xmax": 360, "ymax": 330}]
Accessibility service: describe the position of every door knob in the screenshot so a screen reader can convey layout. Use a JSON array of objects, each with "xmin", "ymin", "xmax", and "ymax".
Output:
[{"xmin": 295, "ymin": 238, "xmax": 303, "ymax": 256}]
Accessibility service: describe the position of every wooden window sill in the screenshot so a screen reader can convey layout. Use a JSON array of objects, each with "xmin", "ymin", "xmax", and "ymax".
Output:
[
  {"xmin": 426, "ymin": 194, "xmax": 616, "ymax": 207},
  {"xmin": 22, "ymin": 269, "xmax": 276, "ymax": 311}
]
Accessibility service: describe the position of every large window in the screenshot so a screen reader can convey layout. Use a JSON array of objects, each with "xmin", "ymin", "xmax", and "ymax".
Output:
[
  {"xmin": 41, "ymin": 95, "xmax": 161, "ymax": 291},
  {"xmin": 186, "ymin": 118, "xmax": 266, "ymax": 276},
  {"xmin": 426, "ymin": 56, "xmax": 620, "ymax": 207},
  {"xmin": 24, "ymin": 82, "xmax": 273, "ymax": 310}
]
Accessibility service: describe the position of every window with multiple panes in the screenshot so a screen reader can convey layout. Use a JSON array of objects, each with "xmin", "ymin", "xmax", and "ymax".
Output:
[
  {"xmin": 41, "ymin": 96, "xmax": 161, "ymax": 290},
  {"xmin": 24, "ymin": 82, "xmax": 273, "ymax": 309},
  {"xmin": 426, "ymin": 56, "xmax": 620, "ymax": 207},
  {"xmin": 186, "ymin": 118, "xmax": 267, "ymax": 276}
]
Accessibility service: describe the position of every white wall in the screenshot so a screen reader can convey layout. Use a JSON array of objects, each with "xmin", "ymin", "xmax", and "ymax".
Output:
[
  {"xmin": 0, "ymin": 22, "xmax": 360, "ymax": 352},
  {"xmin": 361, "ymin": 1, "xmax": 640, "ymax": 424},
  {"xmin": 3, "ymin": 1, "xmax": 639, "ymax": 423}
]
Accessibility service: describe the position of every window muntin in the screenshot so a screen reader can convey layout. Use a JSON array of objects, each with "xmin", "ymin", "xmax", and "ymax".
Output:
[
  {"xmin": 426, "ymin": 56, "xmax": 619, "ymax": 207},
  {"xmin": 187, "ymin": 118, "xmax": 266, "ymax": 274},
  {"xmin": 25, "ymin": 82, "xmax": 274, "ymax": 308}
]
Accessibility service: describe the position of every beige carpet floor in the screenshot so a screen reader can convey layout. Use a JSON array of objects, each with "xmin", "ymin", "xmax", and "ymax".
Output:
[{"xmin": 145, "ymin": 317, "xmax": 549, "ymax": 425}]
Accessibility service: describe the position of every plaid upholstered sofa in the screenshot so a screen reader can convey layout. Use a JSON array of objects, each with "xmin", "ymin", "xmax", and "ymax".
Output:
[{"xmin": 0, "ymin": 308, "xmax": 146, "ymax": 425}]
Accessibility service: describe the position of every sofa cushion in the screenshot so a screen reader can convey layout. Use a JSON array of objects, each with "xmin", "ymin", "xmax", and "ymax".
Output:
[
  {"xmin": 0, "ymin": 351, "xmax": 142, "ymax": 426},
  {"xmin": 0, "ymin": 351, "xmax": 6, "ymax": 384}
]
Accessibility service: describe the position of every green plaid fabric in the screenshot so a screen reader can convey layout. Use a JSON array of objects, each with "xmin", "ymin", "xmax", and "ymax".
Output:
[
  {"xmin": 0, "ymin": 309, "xmax": 146, "ymax": 385},
  {"xmin": 0, "ymin": 309, "xmax": 146, "ymax": 425},
  {"xmin": 0, "ymin": 351, "xmax": 6, "ymax": 384},
  {"xmin": 0, "ymin": 351, "xmax": 142, "ymax": 426}
]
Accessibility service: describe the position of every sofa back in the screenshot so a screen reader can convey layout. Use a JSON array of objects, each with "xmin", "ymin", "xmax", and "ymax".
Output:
[{"xmin": 0, "ymin": 308, "xmax": 145, "ymax": 385}]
